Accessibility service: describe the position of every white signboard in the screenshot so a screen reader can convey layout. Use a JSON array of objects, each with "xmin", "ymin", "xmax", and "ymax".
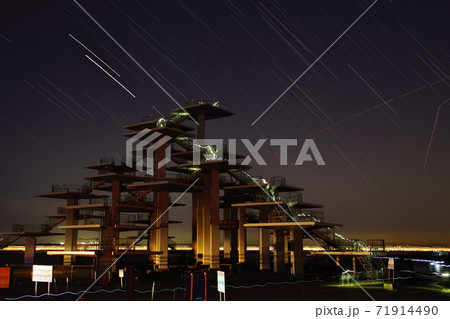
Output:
[
  {"xmin": 388, "ymin": 258, "xmax": 395, "ymax": 270},
  {"xmin": 217, "ymin": 271, "xmax": 225, "ymax": 293},
  {"xmin": 32, "ymin": 265, "xmax": 53, "ymax": 283}
]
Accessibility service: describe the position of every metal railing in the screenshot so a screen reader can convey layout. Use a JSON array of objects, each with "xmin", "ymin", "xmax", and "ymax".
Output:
[
  {"xmin": 89, "ymin": 198, "xmax": 109, "ymax": 205},
  {"xmin": 269, "ymin": 176, "xmax": 286, "ymax": 186},
  {"xmin": 295, "ymin": 210, "xmax": 324, "ymax": 222},
  {"xmin": 183, "ymin": 99, "xmax": 220, "ymax": 107},
  {"xmin": 366, "ymin": 239, "xmax": 385, "ymax": 252},
  {"xmin": 79, "ymin": 210, "xmax": 105, "ymax": 224},
  {"xmin": 280, "ymin": 191, "xmax": 303, "ymax": 203},
  {"xmin": 52, "ymin": 184, "xmax": 89, "ymax": 193},
  {"xmin": 100, "ymin": 156, "xmax": 114, "ymax": 164},
  {"xmin": 234, "ymin": 172, "xmax": 264, "ymax": 185},
  {"xmin": 171, "ymin": 156, "xmax": 189, "ymax": 164},
  {"xmin": 220, "ymin": 175, "xmax": 236, "ymax": 186},
  {"xmin": 12, "ymin": 224, "xmax": 24, "ymax": 232},
  {"xmin": 12, "ymin": 224, "xmax": 49, "ymax": 233},
  {"xmin": 119, "ymin": 215, "xmax": 136, "ymax": 225}
]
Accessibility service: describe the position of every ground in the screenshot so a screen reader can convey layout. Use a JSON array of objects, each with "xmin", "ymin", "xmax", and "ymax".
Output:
[{"xmin": 3, "ymin": 270, "xmax": 450, "ymax": 301}]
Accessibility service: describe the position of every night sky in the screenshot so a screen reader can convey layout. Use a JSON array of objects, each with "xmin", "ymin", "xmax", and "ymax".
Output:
[{"xmin": 0, "ymin": 0, "xmax": 449, "ymax": 246}]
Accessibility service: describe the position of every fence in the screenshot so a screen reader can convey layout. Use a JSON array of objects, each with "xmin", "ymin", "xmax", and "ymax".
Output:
[{"xmin": 52, "ymin": 184, "xmax": 89, "ymax": 193}]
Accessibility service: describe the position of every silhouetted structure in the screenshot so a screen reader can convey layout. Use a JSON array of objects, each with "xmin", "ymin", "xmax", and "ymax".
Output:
[{"xmin": 1, "ymin": 102, "xmax": 385, "ymax": 281}]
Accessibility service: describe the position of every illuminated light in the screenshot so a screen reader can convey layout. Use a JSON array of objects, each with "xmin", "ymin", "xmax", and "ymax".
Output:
[
  {"xmin": 180, "ymin": 167, "xmax": 201, "ymax": 172},
  {"xmin": 156, "ymin": 117, "xmax": 167, "ymax": 127}
]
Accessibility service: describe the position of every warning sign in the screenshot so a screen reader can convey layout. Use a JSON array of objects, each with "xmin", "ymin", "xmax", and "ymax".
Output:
[
  {"xmin": 388, "ymin": 258, "xmax": 395, "ymax": 270},
  {"xmin": 32, "ymin": 265, "xmax": 53, "ymax": 283},
  {"xmin": 0, "ymin": 267, "xmax": 10, "ymax": 288},
  {"xmin": 217, "ymin": 271, "xmax": 225, "ymax": 293}
]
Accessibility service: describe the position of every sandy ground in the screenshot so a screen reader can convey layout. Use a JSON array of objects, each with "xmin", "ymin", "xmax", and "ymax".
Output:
[{"xmin": 3, "ymin": 270, "xmax": 450, "ymax": 301}]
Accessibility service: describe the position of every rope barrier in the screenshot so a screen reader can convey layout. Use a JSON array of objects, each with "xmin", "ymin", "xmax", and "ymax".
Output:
[{"xmin": 4, "ymin": 276, "xmax": 414, "ymax": 301}]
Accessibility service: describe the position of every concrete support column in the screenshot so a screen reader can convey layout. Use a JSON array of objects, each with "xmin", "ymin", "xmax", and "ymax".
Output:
[
  {"xmin": 201, "ymin": 173, "xmax": 211, "ymax": 266},
  {"xmin": 290, "ymin": 229, "xmax": 305, "ymax": 278},
  {"xmin": 111, "ymin": 181, "xmax": 121, "ymax": 252},
  {"xmin": 64, "ymin": 198, "xmax": 78, "ymax": 265},
  {"xmin": 284, "ymin": 233, "xmax": 290, "ymax": 264},
  {"xmin": 259, "ymin": 210, "xmax": 270, "ymax": 270},
  {"xmin": 24, "ymin": 236, "xmax": 36, "ymax": 265},
  {"xmin": 273, "ymin": 230, "xmax": 285, "ymax": 273},
  {"xmin": 151, "ymin": 143, "xmax": 169, "ymax": 270},
  {"xmin": 223, "ymin": 207, "xmax": 231, "ymax": 259},
  {"xmin": 230, "ymin": 207, "xmax": 238, "ymax": 262},
  {"xmin": 149, "ymin": 207, "xmax": 158, "ymax": 264},
  {"xmin": 197, "ymin": 114, "xmax": 205, "ymax": 139},
  {"xmin": 237, "ymin": 207, "xmax": 246, "ymax": 263},
  {"xmin": 156, "ymin": 190, "xmax": 169, "ymax": 269},
  {"xmin": 352, "ymin": 257, "xmax": 356, "ymax": 275},
  {"xmin": 192, "ymin": 193, "xmax": 198, "ymax": 258},
  {"xmin": 98, "ymin": 181, "xmax": 120, "ymax": 283},
  {"xmin": 209, "ymin": 170, "xmax": 220, "ymax": 269},
  {"xmin": 195, "ymin": 194, "xmax": 204, "ymax": 263}
]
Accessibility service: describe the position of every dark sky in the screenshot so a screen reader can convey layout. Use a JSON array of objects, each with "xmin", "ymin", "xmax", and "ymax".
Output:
[{"xmin": 0, "ymin": 0, "xmax": 449, "ymax": 245}]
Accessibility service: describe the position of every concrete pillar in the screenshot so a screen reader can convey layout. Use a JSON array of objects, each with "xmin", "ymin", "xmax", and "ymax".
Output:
[
  {"xmin": 290, "ymin": 229, "xmax": 304, "ymax": 278},
  {"xmin": 273, "ymin": 229, "xmax": 285, "ymax": 273},
  {"xmin": 149, "ymin": 206, "xmax": 158, "ymax": 264},
  {"xmin": 284, "ymin": 233, "xmax": 290, "ymax": 264},
  {"xmin": 209, "ymin": 170, "xmax": 220, "ymax": 269},
  {"xmin": 259, "ymin": 210, "xmax": 270, "ymax": 270},
  {"xmin": 223, "ymin": 208, "xmax": 231, "ymax": 259},
  {"xmin": 237, "ymin": 207, "xmax": 246, "ymax": 263},
  {"xmin": 24, "ymin": 236, "xmax": 36, "ymax": 265},
  {"xmin": 202, "ymin": 174, "xmax": 211, "ymax": 266},
  {"xmin": 197, "ymin": 114, "xmax": 205, "ymax": 139},
  {"xmin": 155, "ymin": 190, "xmax": 169, "ymax": 269},
  {"xmin": 352, "ymin": 257, "xmax": 356, "ymax": 275},
  {"xmin": 98, "ymin": 181, "xmax": 120, "ymax": 283},
  {"xmin": 151, "ymin": 142, "xmax": 169, "ymax": 270},
  {"xmin": 192, "ymin": 193, "xmax": 197, "ymax": 258},
  {"xmin": 195, "ymin": 193, "xmax": 204, "ymax": 263},
  {"xmin": 64, "ymin": 198, "xmax": 78, "ymax": 265},
  {"xmin": 230, "ymin": 207, "xmax": 238, "ymax": 262}
]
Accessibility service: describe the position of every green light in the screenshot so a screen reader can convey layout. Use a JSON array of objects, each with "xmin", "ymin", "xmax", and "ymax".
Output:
[{"xmin": 156, "ymin": 117, "xmax": 167, "ymax": 127}]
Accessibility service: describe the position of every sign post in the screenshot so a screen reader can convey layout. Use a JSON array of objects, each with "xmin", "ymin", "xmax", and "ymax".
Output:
[
  {"xmin": 119, "ymin": 269, "xmax": 124, "ymax": 288},
  {"xmin": 388, "ymin": 257, "xmax": 395, "ymax": 283},
  {"xmin": 384, "ymin": 258, "xmax": 395, "ymax": 291},
  {"xmin": 32, "ymin": 265, "xmax": 53, "ymax": 296},
  {"xmin": 217, "ymin": 271, "xmax": 225, "ymax": 301}
]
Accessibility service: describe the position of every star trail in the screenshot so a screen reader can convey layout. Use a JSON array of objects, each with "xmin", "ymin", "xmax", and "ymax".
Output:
[{"xmin": 0, "ymin": 0, "xmax": 449, "ymax": 245}]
